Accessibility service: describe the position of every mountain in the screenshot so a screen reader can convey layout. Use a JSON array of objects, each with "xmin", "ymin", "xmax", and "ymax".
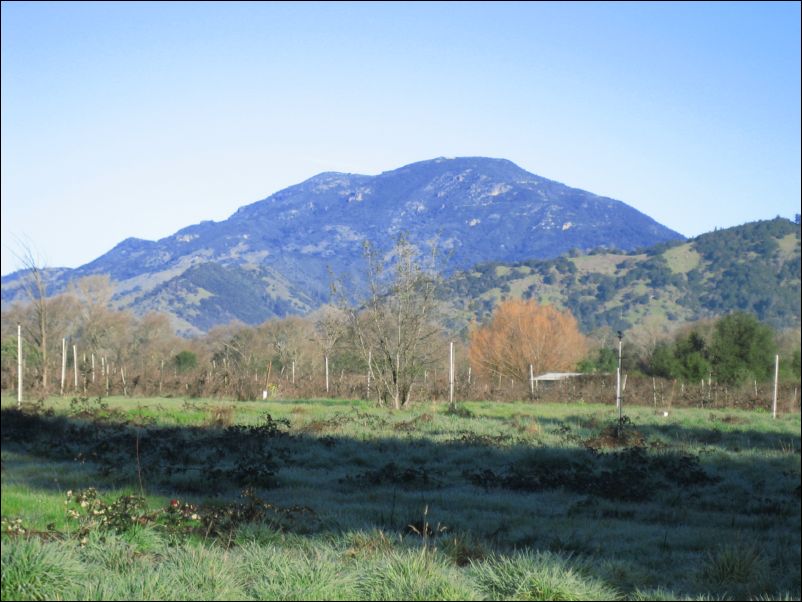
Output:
[
  {"xmin": 444, "ymin": 217, "xmax": 801, "ymax": 334},
  {"xmin": 1, "ymin": 157, "xmax": 683, "ymax": 333}
]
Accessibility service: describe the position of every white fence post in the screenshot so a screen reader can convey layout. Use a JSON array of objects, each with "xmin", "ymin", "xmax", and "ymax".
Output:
[
  {"xmin": 17, "ymin": 324, "xmax": 22, "ymax": 408},
  {"xmin": 61, "ymin": 338, "xmax": 67, "ymax": 396},
  {"xmin": 773, "ymin": 354, "xmax": 779, "ymax": 419},
  {"xmin": 73, "ymin": 345, "xmax": 78, "ymax": 390},
  {"xmin": 616, "ymin": 332, "xmax": 623, "ymax": 421},
  {"xmin": 449, "ymin": 342, "xmax": 454, "ymax": 408}
]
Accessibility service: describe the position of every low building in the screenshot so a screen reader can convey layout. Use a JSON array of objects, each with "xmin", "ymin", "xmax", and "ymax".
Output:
[{"xmin": 532, "ymin": 372, "xmax": 584, "ymax": 382}]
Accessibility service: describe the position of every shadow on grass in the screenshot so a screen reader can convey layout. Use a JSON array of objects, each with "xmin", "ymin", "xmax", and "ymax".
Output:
[
  {"xmin": 550, "ymin": 413, "xmax": 802, "ymax": 453},
  {"xmin": 3, "ymin": 405, "xmax": 799, "ymax": 505},
  {"xmin": 2, "ymin": 404, "xmax": 800, "ymax": 599}
]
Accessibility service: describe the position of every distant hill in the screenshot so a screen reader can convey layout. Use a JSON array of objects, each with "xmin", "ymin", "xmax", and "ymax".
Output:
[
  {"xmin": 1, "ymin": 157, "xmax": 682, "ymax": 334},
  {"xmin": 444, "ymin": 217, "xmax": 801, "ymax": 333}
]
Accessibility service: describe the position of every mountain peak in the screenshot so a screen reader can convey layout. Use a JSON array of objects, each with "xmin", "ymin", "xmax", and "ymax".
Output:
[
  {"xmin": 2, "ymin": 156, "xmax": 684, "ymax": 333},
  {"xmin": 380, "ymin": 155, "xmax": 536, "ymax": 179}
]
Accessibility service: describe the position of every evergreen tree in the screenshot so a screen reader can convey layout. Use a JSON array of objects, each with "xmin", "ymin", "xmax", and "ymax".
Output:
[{"xmin": 710, "ymin": 312, "xmax": 775, "ymax": 385}]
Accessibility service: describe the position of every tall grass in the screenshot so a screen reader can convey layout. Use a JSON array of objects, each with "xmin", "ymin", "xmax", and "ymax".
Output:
[
  {"xmin": 1, "ymin": 538, "xmax": 83, "ymax": 601},
  {"xmin": 470, "ymin": 550, "xmax": 620, "ymax": 601}
]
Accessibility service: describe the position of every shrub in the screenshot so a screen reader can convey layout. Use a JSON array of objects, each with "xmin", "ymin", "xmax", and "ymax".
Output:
[
  {"xmin": 173, "ymin": 350, "xmax": 198, "ymax": 373},
  {"xmin": 205, "ymin": 404, "xmax": 235, "ymax": 428}
]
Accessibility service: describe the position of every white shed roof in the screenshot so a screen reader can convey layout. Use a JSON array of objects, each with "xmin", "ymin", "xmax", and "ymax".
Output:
[{"xmin": 533, "ymin": 372, "xmax": 584, "ymax": 381}]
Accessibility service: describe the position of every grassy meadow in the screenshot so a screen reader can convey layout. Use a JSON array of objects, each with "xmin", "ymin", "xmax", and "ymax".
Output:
[{"xmin": 1, "ymin": 394, "xmax": 800, "ymax": 600}]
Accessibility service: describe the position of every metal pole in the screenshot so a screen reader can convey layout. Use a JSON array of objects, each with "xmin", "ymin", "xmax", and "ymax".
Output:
[
  {"xmin": 61, "ymin": 338, "xmax": 66, "ymax": 396},
  {"xmin": 325, "ymin": 354, "xmax": 329, "ymax": 395},
  {"xmin": 367, "ymin": 350, "xmax": 371, "ymax": 400},
  {"xmin": 772, "ymin": 354, "xmax": 779, "ymax": 419},
  {"xmin": 616, "ymin": 331, "xmax": 623, "ymax": 421},
  {"xmin": 17, "ymin": 324, "xmax": 22, "ymax": 408}
]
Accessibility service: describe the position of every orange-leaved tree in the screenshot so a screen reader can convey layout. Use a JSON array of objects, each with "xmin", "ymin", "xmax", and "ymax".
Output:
[{"xmin": 468, "ymin": 299, "xmax": 587, "ymax": 381}]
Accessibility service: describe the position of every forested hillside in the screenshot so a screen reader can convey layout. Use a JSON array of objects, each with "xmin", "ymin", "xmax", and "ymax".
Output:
[{"xmin": 445, "ymin": 217, "xmax": 801, "ymax": 333}]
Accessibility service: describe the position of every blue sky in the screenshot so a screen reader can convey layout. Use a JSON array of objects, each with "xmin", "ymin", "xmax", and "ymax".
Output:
[{"xmin": 2, "ymin": 1, "xmax": 800, "ymax": 275}]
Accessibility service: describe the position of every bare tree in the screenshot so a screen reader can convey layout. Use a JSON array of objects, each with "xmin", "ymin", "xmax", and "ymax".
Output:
[
  {"xmin": 468, "ymin": 299, "xmax": 587, "ymax": 381},
  {"xmin": 261, "ymin": 316, "xmax": 315, "ymax": 382},
  {"xmin": 336, "ymin": 236, "xmax": 443, "ymax": 409},
  {"xmin": 130, "ymin": 312, "xmax": 179, "ymax": 394},
  {"xmin": 71, "ymin": 275, "xmax": 115, "ymax": 351},
  {"xmin": 14, "ymin": 245, "xmax": 51, "ymax": 393},
  {"xmin": 312, "ymin": 305, "xmax": 347, "ymax": 395}
]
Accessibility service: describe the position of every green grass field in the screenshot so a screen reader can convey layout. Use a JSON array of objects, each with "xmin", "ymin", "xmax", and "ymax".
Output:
[{"xmin": 2, "ymin": 395, "xmax": 800, "ymax": 600}]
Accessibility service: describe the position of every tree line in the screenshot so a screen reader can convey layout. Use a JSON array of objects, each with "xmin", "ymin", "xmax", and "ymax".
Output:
[{"xmin": 2, "ymin": 238, "xmax": 799, "ymax": 407}]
